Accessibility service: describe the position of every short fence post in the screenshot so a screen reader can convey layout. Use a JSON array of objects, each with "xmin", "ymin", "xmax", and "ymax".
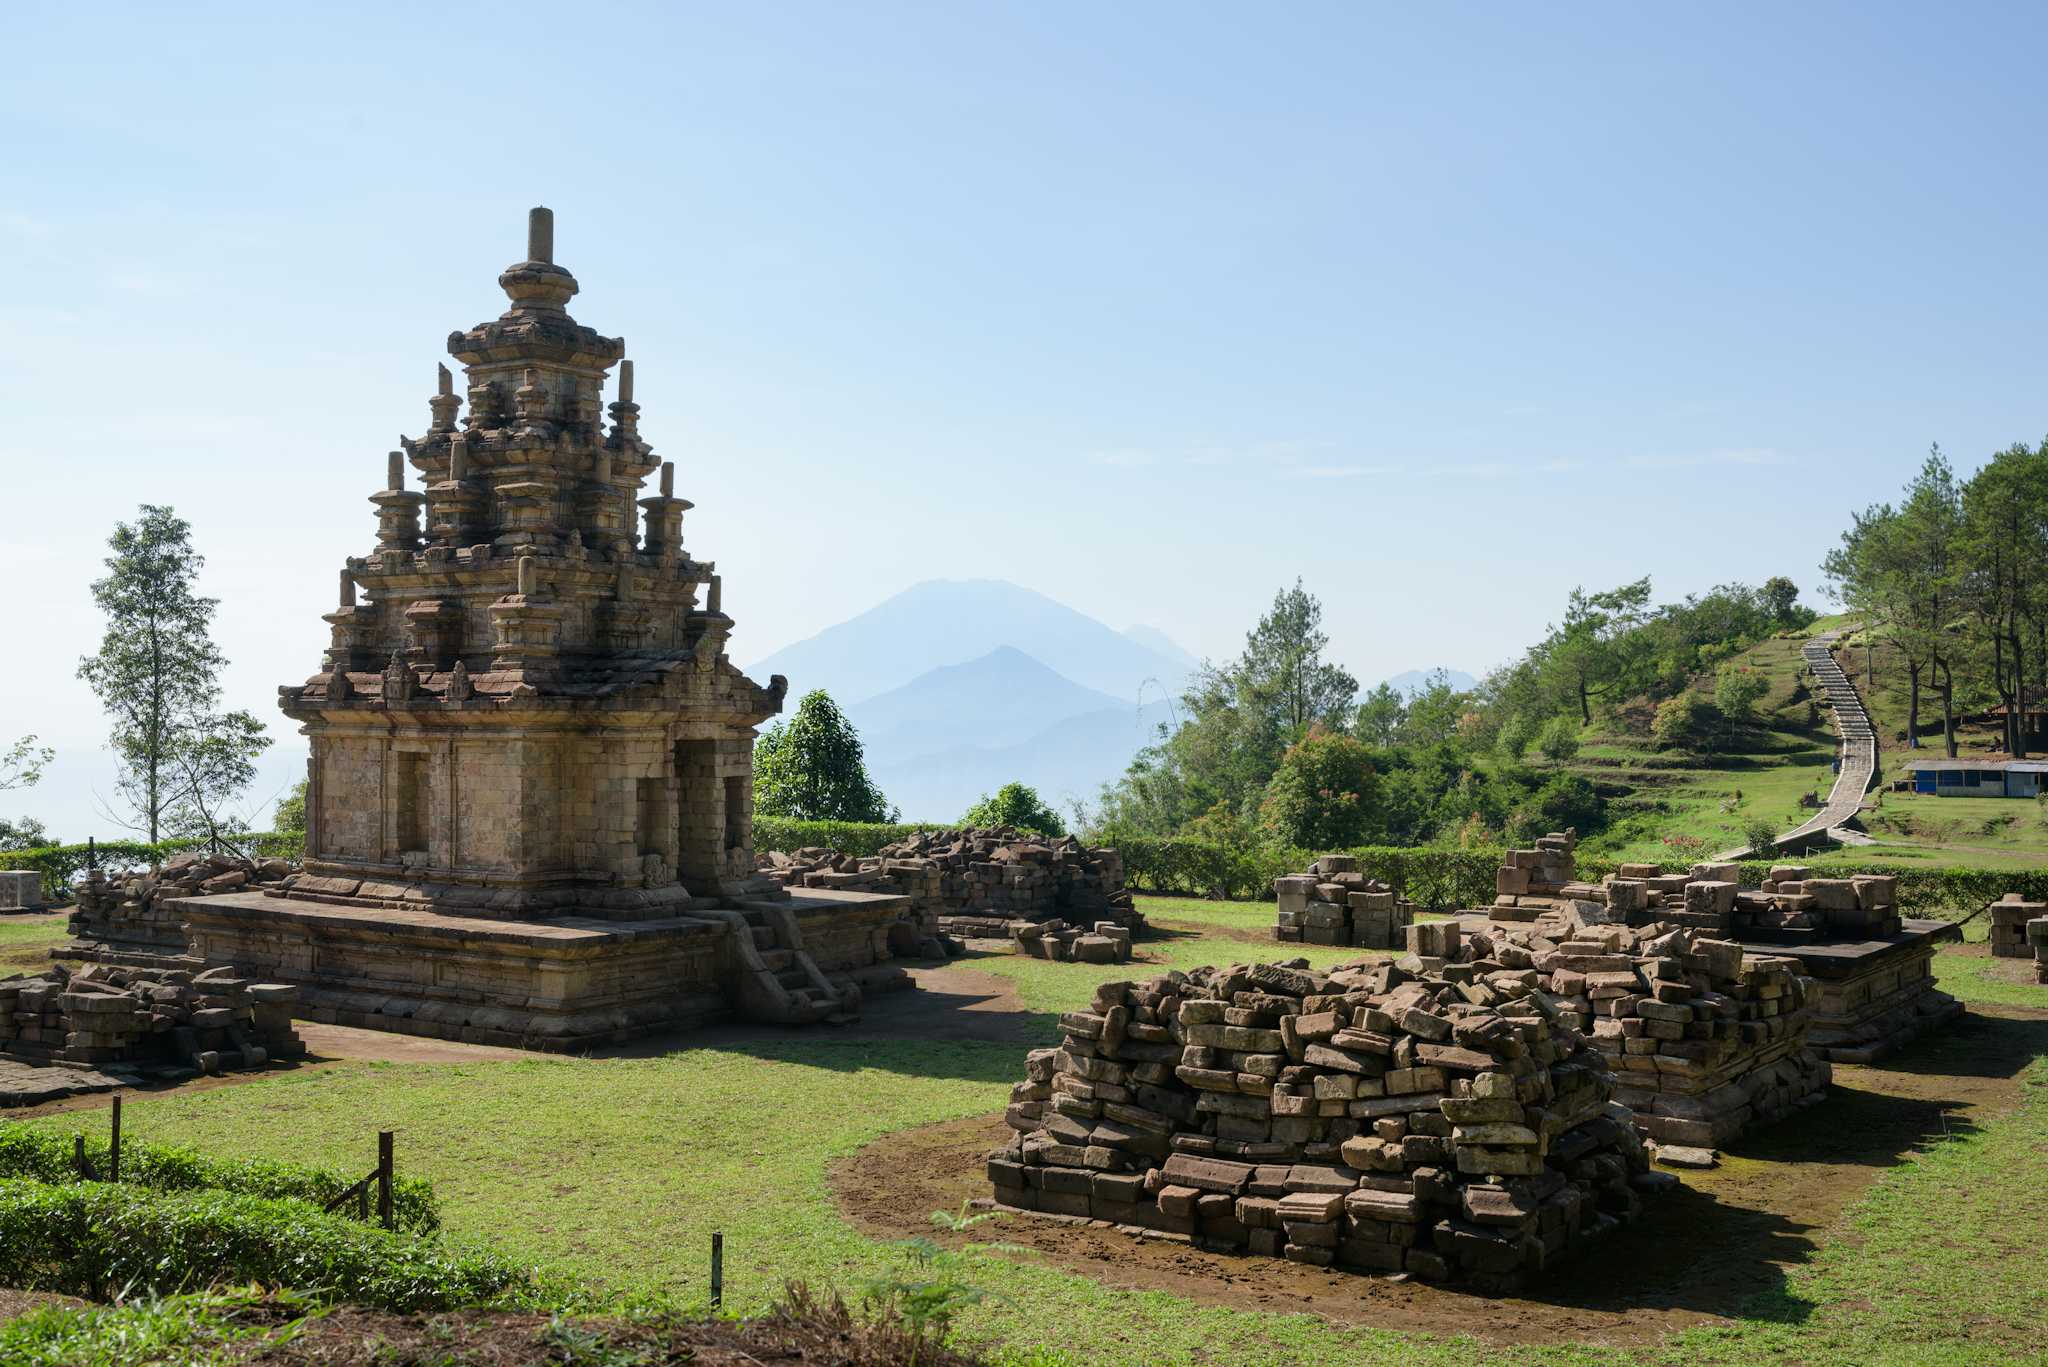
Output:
[
  {"xmin": 73, "ymin": 1134, "xmax": 87, "ymax": 1180},
  {"xmin": 711, "ymin": 1231, "xmax": 724, "ymax": 1308},
  {"xmin": 110, "ymin": 1096, "xmax": 121, "ymax": 1183},
  {"xmin": 377, "ymin": 1131, "xmax": 394, "ymax": 1231}
]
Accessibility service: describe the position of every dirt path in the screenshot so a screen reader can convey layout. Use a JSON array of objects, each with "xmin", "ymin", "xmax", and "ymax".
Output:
[{"xmin": 832, "ymin": 1002, "xmax": 2048, "ymax": 1348}]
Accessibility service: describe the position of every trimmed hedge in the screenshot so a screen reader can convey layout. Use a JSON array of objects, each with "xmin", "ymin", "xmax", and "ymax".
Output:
[
  {"xmin": 752, "ymin": 818, "xmax": 950, "ymax": 858},
  {"xmin": 0, "ymin": 1125, "xmax": 438, "ymax": 1234},
  {"xmin": 1107, "ymin": 835, "xmax": 2047, "ymax": 920},
  {"xmin": 0, "ymin": 832, "xmax": 306, "ymax": 896},
  {"xmin": 0, "ymin": 1179, "xmax": 528, "ymax": 1310}
]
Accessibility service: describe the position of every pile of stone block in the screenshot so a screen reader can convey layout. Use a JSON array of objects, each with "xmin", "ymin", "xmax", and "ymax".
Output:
[
  {"xmin": 0, "ymin": 961, "xmax": 304, "ymax": 1075},
  {"xmin": 68, "ymin": 850, "xmax": 297, "ymax": 963},
  {"xmin": 1272, "ymin": 856, "xmax": 1415, "ymax": 949},
  {"xmin": 1457, "ymin": 907, "xmax": 1828, "ymax": 1157},
  {"xmin": 1988, "ymin": 893, "xmax": 2047, "ymax": 959},
  {"xmin": 1013, "ymin": 919, "xmax": 1132, "ymax": 965},
  {"xmin": 757, "ymin": 828, "xmax": 1141, "ymax": 939},
  {"xmin": 986, "ymin": 949, "xmax": 1659, "ymax": 1290},
  {"xmin": 1488, "ymin": 830, "xmax": 1581, "ymax": 920}
]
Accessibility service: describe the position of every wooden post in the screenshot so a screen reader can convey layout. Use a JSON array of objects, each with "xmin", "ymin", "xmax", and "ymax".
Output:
[
  {"xmin": 711, "ymin": 1231, "xmax": 723, "ymax": 1308},
  {"xmin": 110, "ymin": 1097, "xmax": 121, "ymax": 1182},
  {"xmin": 377, "ymin": 1131, "xmax": 394, "ymax": 1231},
  {"xmin": 73, "ymin": 1134, "xmax": 87, "ymax": 1180}
]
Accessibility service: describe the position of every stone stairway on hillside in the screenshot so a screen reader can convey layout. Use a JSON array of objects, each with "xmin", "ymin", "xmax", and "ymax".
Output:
[{"xmin": 1774, "ymin": 631, "xmax": 1878, "ymax": 851}]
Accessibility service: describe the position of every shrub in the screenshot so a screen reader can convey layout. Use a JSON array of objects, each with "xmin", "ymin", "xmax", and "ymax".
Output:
[
  {"xmin": 753, "ymin": 819, "xmax": 948, "ymax": 857},
  {"xmin": 1651, "ymin": 695, "xmax": 1722, "ymax": 751},
  {"xmin": 1715, "ymin": 665, "xmax": 1769, "ymax": 722},
  {"xmin": 0, "ymin": 1179, "xmax": 528, "ymax": 1310},
  {"xmin": 0, "ymin": 832, "xmax": 306, "ymax": 898},
  {"xmin": 1535, "ymin": 715, "xmax": 1581, "ymax": 763},
  {"xmin": 1258, "ymin": 727, "xmax": 1380, "ymax": 850},
  {"xmin": 958, "ymin": 783, "xmax": 1065, "ymax": 836},
  {"xmin": 1740, "ymin": 818, "xmax": 1780, "ymax": 855},
  {"xmin": 0, "ymin": 1126, "xmax": 439, "ymax": 1234}
]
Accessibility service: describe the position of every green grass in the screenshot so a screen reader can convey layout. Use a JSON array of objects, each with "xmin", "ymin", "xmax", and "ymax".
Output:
[
  {"xmin": 0, "ymin": 914, "xmax": 66, "ymax": 975},
  {"xmin": 10, "ymin": 910, "xmax": 2046, "ymax": 1365}
]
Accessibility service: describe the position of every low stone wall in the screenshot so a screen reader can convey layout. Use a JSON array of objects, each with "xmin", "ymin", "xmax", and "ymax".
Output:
[
  {"xmin": 0, "ymin": 962, "xmax": 303, "ymax": 1074},
  {"xmin": 987, "ymin": 954, "xmax": 1658, "ymax": 1291},
  {"xmin": 1273, "ymin": 856, "xmax": 1414, "ymax": 948},
  {"xmin": 758, "ymin": 828, "xmax": 1140, "ymax": 938}
]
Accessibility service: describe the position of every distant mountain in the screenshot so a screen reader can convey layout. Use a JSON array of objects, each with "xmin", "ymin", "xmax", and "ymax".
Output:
[
  {"xmin": 869, "ymin": 698, "xmax": 1177, "ymax": 823},
  {"xmin": 846, "ymin": 647, "xmax": 1129, "ymax": 759},
  {"xmin": 746, "ymin": 578, "xmax": 1193, "ymax": 705},
  {"xmin": 1121, "ymin": 624, "xmax": 1200, "ymax": 672},
  {"xmin": 1382, "ymin": 667, "xmax": 1478, "ymax": 696}
]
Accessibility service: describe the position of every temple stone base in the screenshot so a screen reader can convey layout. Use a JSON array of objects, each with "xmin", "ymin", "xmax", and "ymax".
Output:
[
  {"xmin": 165, "ymin": 887, "xmax": 913, "ymax": 1051},
  {"xmin": 1738, "ymin": 920, "xmax": 1963, "ymax": 1065}
]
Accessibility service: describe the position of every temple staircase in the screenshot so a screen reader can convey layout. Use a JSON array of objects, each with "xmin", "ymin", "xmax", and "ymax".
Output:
[{"xmin": 710, "ymin": 901, "xmax": 861, "ymax": 1026}]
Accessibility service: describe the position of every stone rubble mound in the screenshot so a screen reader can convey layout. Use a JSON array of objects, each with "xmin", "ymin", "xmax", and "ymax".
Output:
[
  {"xmin": 1273, "ymin": 854, "xmax": 1415, "ymax": 948},
  {"xmin": 0, "ymin": 960, "xmax": 305, "ymax": 1076},
  {"xmin": 758, "ymin": 827, "xmax": 1140, "ymax": 940},
  {"xmin": 988, "ymin": 947, "xmax": 1660, "ymax": 1290},
  {"xmin": 1451, "ymin": 908, "xmax": 1829, "ymax": 1152},
  {"xmin": 1014, "ymin": 918, "xmax": 1132, "ymax": 965},
  {"xmin": 68, "ymin": 850, "xmax": 296, "ymax": 960}
]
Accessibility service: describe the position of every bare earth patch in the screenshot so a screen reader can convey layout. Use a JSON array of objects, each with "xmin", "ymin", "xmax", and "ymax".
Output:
[{"xmin": 831, "ymin": 1002, "xmax": 2048, "ymax": 1349}]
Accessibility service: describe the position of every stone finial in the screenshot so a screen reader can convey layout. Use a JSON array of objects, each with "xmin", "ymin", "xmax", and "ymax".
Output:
[
  {"xmin": 437, "ymin": 363, "xmax": 453, "ymax": 397},
  {"xmin": 528, "ymin": 206, "xmax": 554, "ymax": 265},
  {"xmin": 387, "ymin": 451, "xmax": 405, "ymax": 491},
  {"xmin": 619, "ymin": 359, "xmax": 634, "ymax": 405},
  {"xmin": 449, "ymin": 433, "xmax": 469, "ymax": 481},
  {"xmin": 448, "ymin": 659, "xmax": 472, "ymax": 701},
  {"xmin": 517, "ymin": 554, "xmax": 536, "ymax": 597},
  {"xmin": 660, "ymin": 461, "xmax": 675, "ymax": 498},
  {"xmin": 339, "ymin": 569, "xmax": 356, "ymax": 609},
  {"xmin": 708, "ymin": 573, "xmax": 723, "ymax": 615}
]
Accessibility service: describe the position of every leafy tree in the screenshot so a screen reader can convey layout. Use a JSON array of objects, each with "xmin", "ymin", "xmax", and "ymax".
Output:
[
  {"xmin": 753, "ymin": 689, "xmax": 895, "ymax": 822},
  {"xmin": 1507, "ymin": 774, "xmax": 1603, "ymax": 844},
  {"xmin": 960, "ymin": 781, "xmax": 1065, "ymax": 836},
  {"xmin": 162, "ymin": 710, "xmax": 273, "ymax": 847},
  {"xmin": 77, "ymin": 506, "xmax": 268, "ymax": 842},
  {"xmin": 1761, "ymin": 576, "xmax": 1804, "ymax": 626},
  {"xmin": 0, "ymin": 817, "xmax": 51, "ymax": 852},
  {"xmin": 1239, "ymin": 579, "xmax": 1358, "ymax": 738},
  {"xmin": 1258, "ymin": 727, "xmax": 1380, "ymax": 849},
  {"xmin": 1544, "ymin": 579, "xmax": 1655, "ymax": 724},
  {"xmin": 1398, "ymin": 671, "xmax": 1468, "ymax": 748},
  {"xmin": 0, "ymin": 735, "xmax": 55, "ymax": 855},
  {"xmin": 1714, "ymin": 664, "xmax": 1769, "ymax": 722},
  {"xmin": 1354, "ymin": 682, "xmax": 1406, "ymax": 748},
  {"xmin": 1535, "ymin": 715, "xmax": 1581, "ymax": 763},
  {"xmin": 1958, "ymin": 440, "xmax": 2048, "ymax": 758},
  {"xmin": 0, "ymin": 737, "xmax": 52, "ymax": 794},
  {"xmin": 273, "ymin": 777, "xmax": 309, "ymax": 834}
]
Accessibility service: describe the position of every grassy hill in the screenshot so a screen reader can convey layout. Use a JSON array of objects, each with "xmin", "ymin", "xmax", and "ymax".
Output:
[{"xmin": 1567, "ymin": 627, "xmax": 1841, "ymax": 862}]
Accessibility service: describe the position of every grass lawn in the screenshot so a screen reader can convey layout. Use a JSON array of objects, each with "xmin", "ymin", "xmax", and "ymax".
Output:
[
  {"xmin": 0, "ymin": 913, "xmax": 66, "ymax": 974},
  {"xmin": 10, "ymin": 897, "xmax": 2048, "ymax": 1364}
]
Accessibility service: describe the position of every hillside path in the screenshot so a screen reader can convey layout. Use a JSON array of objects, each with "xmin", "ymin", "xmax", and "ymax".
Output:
[{"xmin": 1777, "ymin": 628, "xmax": 1877, "ymax": 847}]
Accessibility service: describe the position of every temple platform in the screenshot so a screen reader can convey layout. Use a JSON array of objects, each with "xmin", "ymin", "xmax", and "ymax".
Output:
[
  {"xmin": 163, "ymin": 887, "xmax": 913, "ymax": 1051},
  {"xmin": 1733, "ymin": 918, "xmax": 1963, "ymax": 1064}
]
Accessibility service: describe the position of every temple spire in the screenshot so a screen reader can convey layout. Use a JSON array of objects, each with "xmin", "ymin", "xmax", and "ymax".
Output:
[{"xmin": 527, "ymin": 206, "xmax": 553, "ymax": 264}]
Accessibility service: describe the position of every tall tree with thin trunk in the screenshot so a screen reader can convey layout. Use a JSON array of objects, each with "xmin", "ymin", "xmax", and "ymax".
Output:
[{"xmin": 77, "ymin": 506, "xmax": 237, "ymax": 841}]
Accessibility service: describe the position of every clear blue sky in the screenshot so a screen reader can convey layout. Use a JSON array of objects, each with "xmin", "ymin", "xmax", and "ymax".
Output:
[{"xmin": 4, "ymin": 2, "xmax": 2045, "ymax": 837}]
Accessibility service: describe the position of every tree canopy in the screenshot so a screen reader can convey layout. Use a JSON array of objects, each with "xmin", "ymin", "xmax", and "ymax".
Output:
[{"xmin": 753, "ymin": 690, "xmax": 896, "ymax": 822}]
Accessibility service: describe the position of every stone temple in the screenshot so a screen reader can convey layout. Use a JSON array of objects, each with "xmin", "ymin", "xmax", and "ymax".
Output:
[{"xmin": 166, "ymin": 208, "xmax": 911, "ymax": 1048}]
